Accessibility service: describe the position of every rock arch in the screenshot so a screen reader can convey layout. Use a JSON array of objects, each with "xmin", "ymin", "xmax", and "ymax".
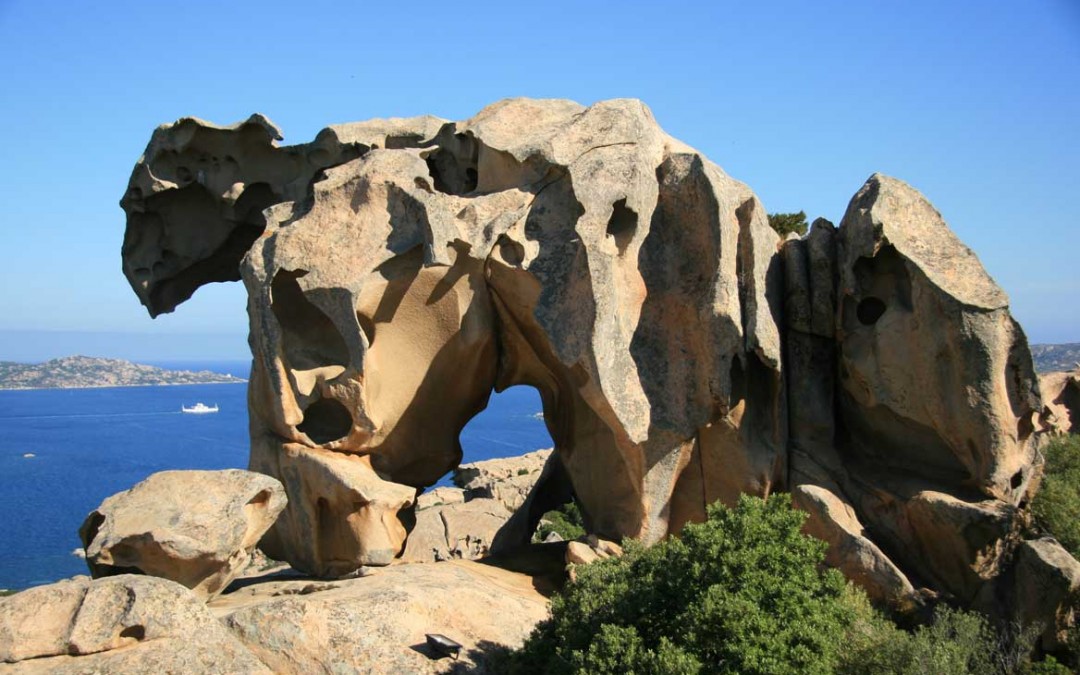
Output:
[{"xmin": 120, "ymin": 99, "xmax": 1074, "ymax": 639}]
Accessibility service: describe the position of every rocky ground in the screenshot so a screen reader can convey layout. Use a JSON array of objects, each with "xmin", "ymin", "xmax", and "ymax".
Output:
[
  {"xmin": 0, "ymin": 455, "xmax": 570, "ymax": 674},
  {"xmin": 0, "ymin": 355, "xmax": 246, "ymax": 389}
]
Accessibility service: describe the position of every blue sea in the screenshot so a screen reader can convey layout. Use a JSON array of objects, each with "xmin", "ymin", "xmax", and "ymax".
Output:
[{"xmin": 0, "ymin": 360, "xmax": 549, "ymax": 590}]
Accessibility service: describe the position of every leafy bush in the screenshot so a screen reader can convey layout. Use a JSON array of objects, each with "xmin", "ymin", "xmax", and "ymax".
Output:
[
  {"xmin": 767, "ymin": 211, "xmax": 809, "ymax": 237},
  {"xmin": 838, "ymin": 590, "xmax": 1071, "ymax": 674},
  {"xmin": 839, "ymin": 602, "xmax": 995, "ymax": 674},
  {"xmin": 507, "ymin": 492, "xmax": 1071, "ymax": 674},
  {"xmin": 508, "ymin": 494, "xmax": 852, "ymax": 674},
  {"xmin": 1032, "ymin": 434, "xmax": 1080, "ymax": 558},
  {"xmin": 533, "ymin": 501, "xmax": 585, "ymax": 542}
]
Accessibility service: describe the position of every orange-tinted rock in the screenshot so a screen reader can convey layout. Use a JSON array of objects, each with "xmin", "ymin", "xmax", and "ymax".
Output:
[
  {"xmin": 79, "ymin": 470, "xmax": 286, "ymax": 599},
  {"xmin": 120, "ymin": 101, "xmax": 1076, "ymax": 642}
]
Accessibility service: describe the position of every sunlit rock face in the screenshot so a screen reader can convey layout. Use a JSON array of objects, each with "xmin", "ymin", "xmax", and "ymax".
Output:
[
  {"xmin": 121, "ymin": 99, "xmax": 1071, "ymax": 638},
  {"xmin": 787, "ymin": 175, "xmax": 1044, "ymax": 610},
  {"xmin": 121, "ymin": 98, "xmax": 787, "ymax": 578}
]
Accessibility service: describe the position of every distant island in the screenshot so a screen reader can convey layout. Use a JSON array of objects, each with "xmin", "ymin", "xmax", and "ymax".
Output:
[
  {"xmin": 1031, "ymin": 343, "xmax": 1080, "ymax": 373},
  {"xmin": 0, "ymin": 355, "xmax": 246, "ymax": 390}
]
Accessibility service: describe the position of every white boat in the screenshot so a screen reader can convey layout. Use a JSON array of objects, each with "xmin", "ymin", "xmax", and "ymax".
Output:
[{"xmin": 181, "ymin": 402, "xmax": 219, "ymax": 414}]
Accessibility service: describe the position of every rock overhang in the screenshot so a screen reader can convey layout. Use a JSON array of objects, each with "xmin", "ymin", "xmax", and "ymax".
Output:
[{"xmin": 117, "ymin": 98, "xmax": 1073, "ymax": 638}]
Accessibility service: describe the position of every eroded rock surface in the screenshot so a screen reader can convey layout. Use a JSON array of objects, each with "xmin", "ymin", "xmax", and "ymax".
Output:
[
  {"xmin": 212, "ymin": 560, "xmax": 549, "ymax": 674},
  {"xmin": 79, "ymin": 469, "xmax": 286, "ymax": 599},
  {"xmin": 453, "ymin": 448, "xmax": 550, "ymax": 511},
  {"xmin": 120, "ymin": 99, "xmax": 1074, "ymax": 636},
  {"xmin": 403, "ymin": 450, "xmax": 552, "ymax": 562},
  {"xmin": 786, "ymin": 174, "xmax": 1046, "ymax": 619},
  {"xmin": 0, "ymin": 574, "xmax": 270, "ymax": 673},
  {"xmin": 122, "ymin": 98, "xmax": 787, "ymax": 578},
  {"xmin": 1040, "ymin": 367, "xmax": 1080, "ymax": 434}
]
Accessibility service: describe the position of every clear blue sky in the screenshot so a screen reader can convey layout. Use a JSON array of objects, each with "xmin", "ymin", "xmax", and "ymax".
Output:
[{"xmin": 1, "ymin": 0, "xmax": 1078, "ymax": 360}]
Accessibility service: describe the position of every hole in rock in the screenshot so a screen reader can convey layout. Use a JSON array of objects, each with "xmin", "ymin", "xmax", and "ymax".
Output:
[
  {"xmin": 428, "ymin": 386, "xmax": 554, "ymax": 490},
  {"xmin": 385, "ymin": 134, "xmax": 427, "ymax": 149},
  {"xmin": 424, "ymin": 132, "xmax": 479, "ymax": 196},
  {"xmin": 80, "ymin": 512, "xmax": 105, "ymax": 549},
  {"xmin": 298, "ymin": 397, "xmax": 353, "ymax": 445},
  {"xmin": 271, "ymin": 270, "xmax": 350, "ymax": 372},
  {"xmin": 421, "ymin": 384, "xmax": 583, "ymax": 546},
  {"xmin": 1010, "ymin": 469, "xmax": 1024, "ymax": 491},
  {"xmin": 109, "ymin": 543, "xmax": 139, "ymax": 566},
  {"xmin": 729, "ymin": 355, "xmax": 746, "ymax": 409},
  {"xmin": 232, "ymin": 182, "xmax": 279, "ymax": 229},
  {"xmin": 856, "ymin": 297, "xmax": 887, "ymax": 326},
  {"xmin": 119, "ymin": 625, "xmax": 146, "ymax": 641},
  {"xmin": 496, "ymin": 235, "xmax": 525, "ymax": 266},
  {"xmin": 605, "ymin": 198, "xmax": 638, "ymax": 255}
]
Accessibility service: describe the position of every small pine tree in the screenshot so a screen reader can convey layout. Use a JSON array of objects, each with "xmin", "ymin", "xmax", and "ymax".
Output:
[{"xmin": 768, "ymin": 211, "xmax": 809, "ymax": 237}]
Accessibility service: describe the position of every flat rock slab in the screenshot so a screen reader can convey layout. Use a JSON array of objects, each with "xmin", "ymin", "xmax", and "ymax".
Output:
[
  {"xmin": 212, "ymin": 560, "xmax": 550, "ymax": 674},
  {"xmin": 80, "ymin": 469, "xmax": 287, "ymax": 599}
]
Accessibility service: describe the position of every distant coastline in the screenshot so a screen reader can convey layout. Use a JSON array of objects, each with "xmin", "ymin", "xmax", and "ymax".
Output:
[
  {"xmin": 2, "ymin": 380, "xmax": 246, "ymax": 392},
  {"xmin": 1031, "ymin": 343, "xmax": 1080, "ymax": 374},
  {"xmin": 0, "ymin": 355, "xmax": 247, "ymax": 391}
]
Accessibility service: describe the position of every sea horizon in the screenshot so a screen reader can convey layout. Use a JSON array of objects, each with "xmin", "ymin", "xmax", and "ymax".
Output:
[{"xmin": 0, "ymin": 359, "xmax": 549, "ymax": 590}]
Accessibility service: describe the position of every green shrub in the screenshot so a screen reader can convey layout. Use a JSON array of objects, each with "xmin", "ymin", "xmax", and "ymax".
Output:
[
  {"xmin": 508, "ymin": 494, "xmax": 852, "ymax": 674},
  {"xmin": 533, "ymin": 501, "xmax": 585, "ymax": 542},
  {"xmin": 767, "ymin": 211, "xmax": 809, "ymax": 237},
  {"xmin": 1032, "ymin": 435, "xmax": 1080, "ymax": 558},
  {"xmin": 838, "ymin": 593, "xmax": 1068, "ymax": 675}
]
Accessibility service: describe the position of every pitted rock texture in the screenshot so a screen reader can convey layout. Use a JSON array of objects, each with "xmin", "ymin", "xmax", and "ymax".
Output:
[
  {"xmin": 121, "ymin": 98, "xmax": 1072, "ymax": 634},
  {"xmin": 123, "ymin": 97, "xmax": 787, "ymax": 578},
  {"xmin": 79, "ymin": 470, "xmax": 286, "ymax": 599},
  {"xmin": 785, "ymin": 174, "xmax": 1046, "ymax": 615}
]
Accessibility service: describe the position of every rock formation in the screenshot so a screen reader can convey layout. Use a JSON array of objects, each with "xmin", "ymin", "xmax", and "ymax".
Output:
[
  {"xmin": 0, "ymin": 575, "xmax": 271, "ymax": 673},
  {"xmin": 787, "ymin": 175, "xmax": 1044, "ymax": 615},
  {"xmin": 214, "ymin": 560, "xmax": 548, "ymax": 673},
  {"xmin": 1040, "ymin": 367, "xmax": 1080, "ymax": 434},
  {"xmin": 403, "ymin": 450, "xmax": 552, "ymax": 562},
  {"xmin": 0, "ymin": 564, "xmax": 550, "ymax": 673},
  {"xmin": 120, "ymin": 98, "xmax": 1074, "ymax": 634},
  {"xmin": 79, "ymin": 470, "xmax": 287, "ymax": 599}
]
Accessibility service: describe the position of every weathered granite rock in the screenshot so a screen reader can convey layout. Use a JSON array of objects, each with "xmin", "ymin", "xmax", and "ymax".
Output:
[
  {"xmin": 79, "ymin": 469, "xmax": 286, "ymax": 599},
  {"xmin": 121, "ymin": 98, "xmax": 786, "ymax": 577},
  {"xmin": 119, "ymin": 100, "xmax": 1075, "ymax": 637},
  {"xmin": 213, "ymin": 560, "xmax": 549, "ymax": 674},
  {"xmin": 403, "ymin": 498, "xmax": 513, "ymax": 562},
  {"xmin": 254, "ymin": 441, "xmax": 415, "ymax": 576},
  {"xmin": 415, "ymin": 486, "xmax": 466, "ymax": 511},
  {"xmin": 0, "ymin": 574, "xmax": 270, "ymax": 673},
  {"xmin": 454, "ymin": 448, "xmax": 550, "ymax": 511},
  {"xmin": 565, "ymin": 536, "xmax": 624, "ymax": 582},
  {"xmin": 403, "ymin": 450, "xmax": 554, "ymax": 562},
  {"xmin": 1010, "ymin": 538, "xmax": 1080, "ymax": 651},
  {"xmin": 788, "ymin": 174, "xmax": 1045, "ymax": 614},
  {"xmin": 566, "ymin": 535, "xmax": 623, "ymax": 566},
  {"xmin": 792, "ymin": 483, "xmax": 918, "ymax": 609},
  {"xmin": 1039, "ymin": 367, "xmax": 1080, "ymax": 434}
]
